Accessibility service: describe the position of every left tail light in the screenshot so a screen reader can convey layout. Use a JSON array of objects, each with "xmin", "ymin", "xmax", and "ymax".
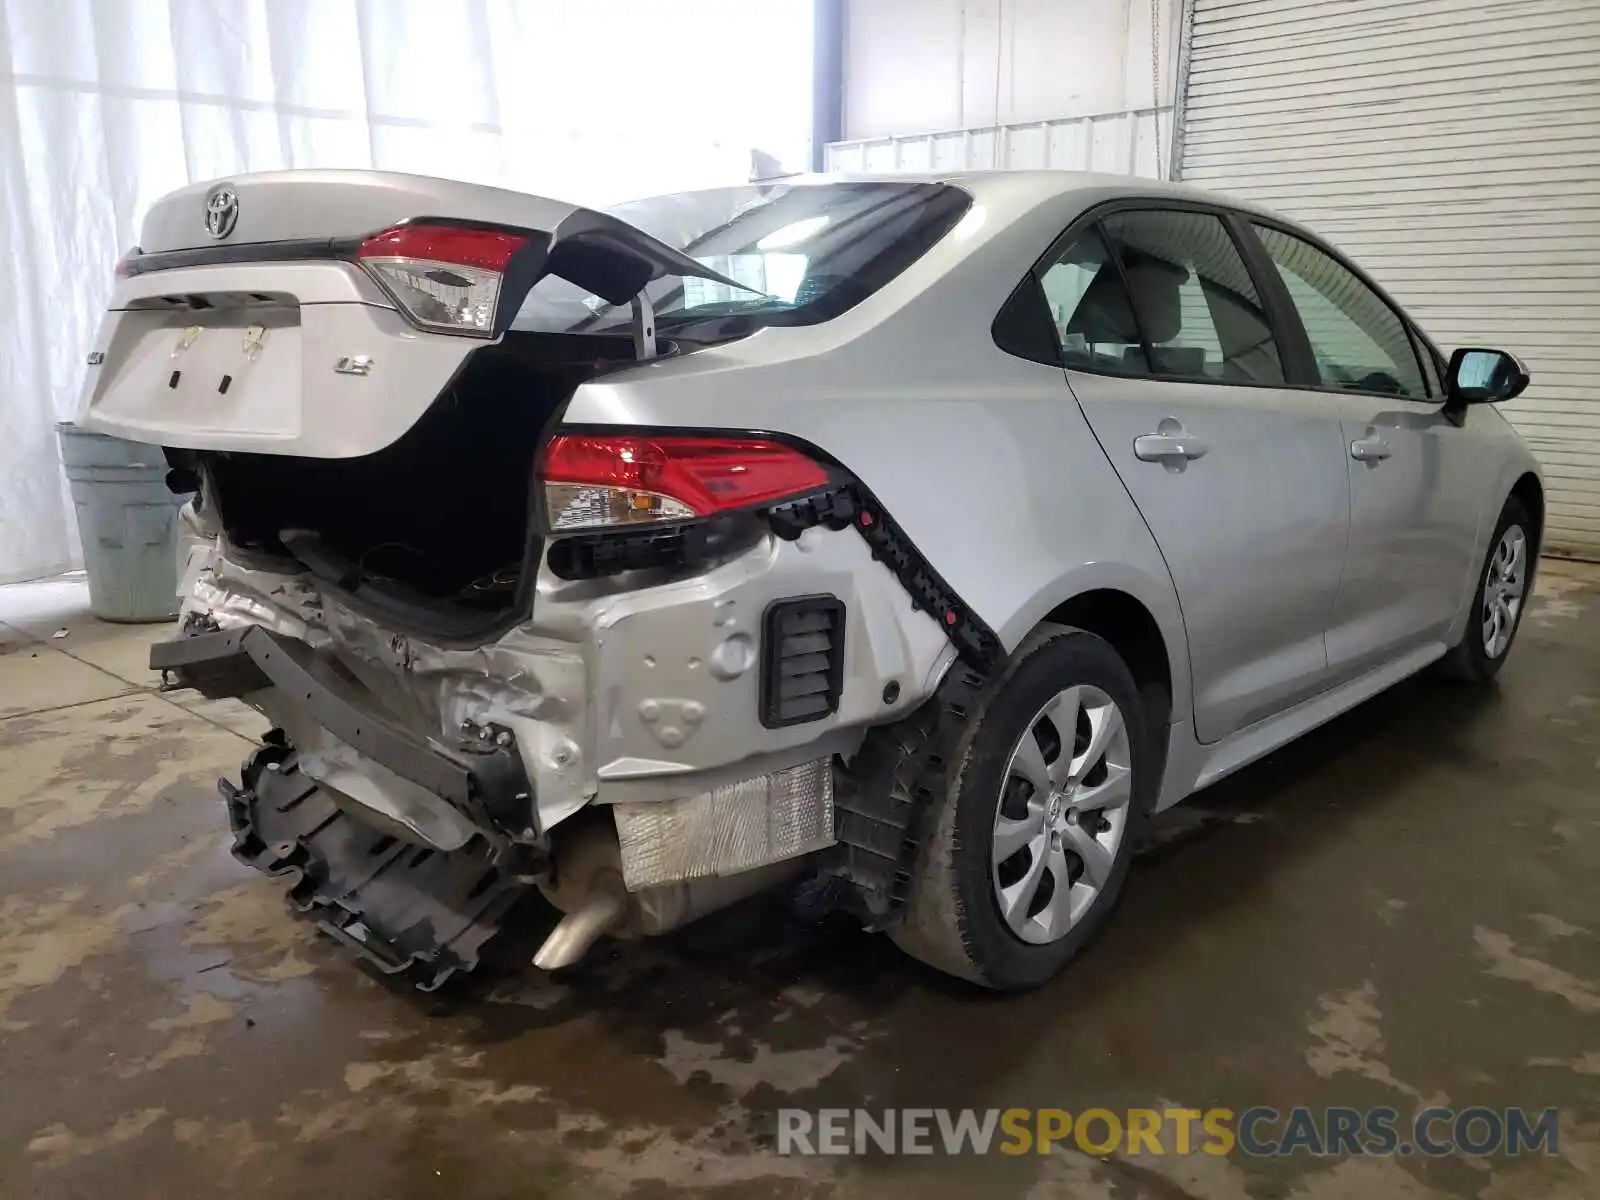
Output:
[
  {"xmin": 357, "ymin": 223, "xmax": 528, "ymax": 336},
  {"xmin": 539, "ymin": 434, "xmax": 830, "ymax": 533}
]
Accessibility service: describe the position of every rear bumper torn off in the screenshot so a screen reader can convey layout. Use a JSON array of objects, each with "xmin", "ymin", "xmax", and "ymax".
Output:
[
  {"xmin": 152, "ymin": 625, "xmax": 538, "ymax": 848},
  {"xmin": 222, "ymin": 737, "xmax": 524, "ymax": 990}
]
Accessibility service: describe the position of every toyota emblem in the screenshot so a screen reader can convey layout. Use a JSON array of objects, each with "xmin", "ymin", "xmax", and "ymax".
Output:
[{"xmin": 204, "ymin": 186, "xmax": 239, "ymax": 239}]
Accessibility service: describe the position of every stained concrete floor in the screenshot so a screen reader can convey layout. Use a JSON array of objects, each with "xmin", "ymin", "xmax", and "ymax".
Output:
[{"xmin": 1, "ymin": 564, "xmax": 1597, "ymax": 1200}]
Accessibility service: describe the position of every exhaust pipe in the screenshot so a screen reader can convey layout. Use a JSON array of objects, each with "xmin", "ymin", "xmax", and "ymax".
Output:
[
  {"xmin": 533, "ymin": 887, "xmax": 625, "ymax": 970},
  {"xmin": 533, "ymin": 816, "xmax": 626, "ymax": 970}
]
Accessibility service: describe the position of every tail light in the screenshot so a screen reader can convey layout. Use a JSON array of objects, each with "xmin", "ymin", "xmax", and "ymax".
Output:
[
  {"xmin": 357, "ymin": 223, "xmax": 528, "ymax": 336},
  {"xmin": 540, "ymin": 434, "xmax": 830, "ymax": 533},
  {"xmin": 113, "ymin": 250, "xmax": 137, "ymax": 279}
]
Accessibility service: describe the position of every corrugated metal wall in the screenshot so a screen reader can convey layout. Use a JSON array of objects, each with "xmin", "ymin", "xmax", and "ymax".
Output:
[
  {"xmin": 825, "ymin": 106, "xmax": 1172, "ymax": 177},
  {"xmin": 1178, "ymin": 0, "xmax": 1600, "ymax": 557}
]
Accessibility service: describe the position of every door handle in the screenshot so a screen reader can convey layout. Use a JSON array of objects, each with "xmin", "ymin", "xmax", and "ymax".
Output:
[
  {"xmin": 1134, "ymin": 432, "xmax": 1209, "ymax": 463},
  {"xmin": 1350, "ymin": 436, "xmax": 1392, "ymax": 462}
]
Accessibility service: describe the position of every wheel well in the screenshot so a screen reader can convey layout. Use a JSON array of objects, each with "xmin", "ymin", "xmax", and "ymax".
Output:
[
  {"xmin": 1511, "ymin": 472, "xmax": 1544, "ymax": 555},
  {"xmin": 1042, "ymin": 590, "xmax": 1174, "ymax": 736}
]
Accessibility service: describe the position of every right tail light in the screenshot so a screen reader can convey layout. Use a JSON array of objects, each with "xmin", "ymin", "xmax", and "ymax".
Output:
[{"xmin": 539, "ymin": 434, "xmax": 830, "ymax": 533}]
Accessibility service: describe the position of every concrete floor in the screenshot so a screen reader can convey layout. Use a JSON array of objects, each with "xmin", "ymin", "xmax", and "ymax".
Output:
[{"xmin": 1, "ymin": 565, "xmax": 1597, "ymax": 1200}]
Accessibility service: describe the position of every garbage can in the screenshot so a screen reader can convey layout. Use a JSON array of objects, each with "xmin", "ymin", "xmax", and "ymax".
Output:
[{"xmin": 56, "ymin": 423, "xmax": 193, "ymax": 623}]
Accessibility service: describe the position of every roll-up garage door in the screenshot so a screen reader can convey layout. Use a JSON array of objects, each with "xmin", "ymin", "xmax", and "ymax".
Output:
[{"xmin": 1178, "ymin": 0, "xmax": 1600, "ymax": 557}]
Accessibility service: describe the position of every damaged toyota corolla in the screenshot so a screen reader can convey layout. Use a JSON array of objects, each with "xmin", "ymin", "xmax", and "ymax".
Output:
[{"xmin": 80, "ymin": 168, "xmax": 1542, "ymax": 992}]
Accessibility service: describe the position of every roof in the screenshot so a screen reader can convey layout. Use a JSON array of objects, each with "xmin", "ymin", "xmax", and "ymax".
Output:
[{"xmin": 802, "ymin": 168, "xmax": 1291, "ymax": 225}]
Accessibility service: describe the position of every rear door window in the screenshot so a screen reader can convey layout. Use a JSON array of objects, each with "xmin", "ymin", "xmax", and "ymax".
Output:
[{"xmin": 1099, "ymin": 209, "xmax": 1286, "ymax": 385}]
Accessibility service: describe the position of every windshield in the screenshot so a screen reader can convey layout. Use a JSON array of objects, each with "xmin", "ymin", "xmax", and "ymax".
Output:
[{"xmin": 511, "ymin": 181, "xmax": 971, "ymax": 336}]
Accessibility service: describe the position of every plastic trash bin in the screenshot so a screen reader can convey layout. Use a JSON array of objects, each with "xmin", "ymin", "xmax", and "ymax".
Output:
[{"xmin": 56, "ymin": 422, "xmax": 193, "ymax": 623}]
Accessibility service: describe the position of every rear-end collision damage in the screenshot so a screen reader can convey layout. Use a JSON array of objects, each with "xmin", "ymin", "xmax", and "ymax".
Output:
[
  {"xmin": 153, "ymin": 439, "xmax": 984, "ymax": 986},
  {"xmin": 98, "ymin": 169, "xmax": 1000, "ymax": 986}
]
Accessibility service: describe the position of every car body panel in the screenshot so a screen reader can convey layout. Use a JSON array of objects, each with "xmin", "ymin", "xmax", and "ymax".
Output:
[
  {"xmin": 78, "ymin": 268, "xmax": 473, "ymax": 457},
  {"xmin": 1325, "ymin": 395, "xmax": 1499, "ymax": 682},
  {"xmin": 80, "ymin": 170, "xmax": 749, "ymax": 456},
  {"xmin": 1158, "ymin": 637, "xmax": 1449, "ymax": 811},
  {"xmin": 560, "ymin": 305, "xmax": 1192, "ymax": 714},
  {"xmin": 136, "ymin": 170, "xmax": 586, "ymax": 254},
  {"xmin": 1066, "ymin": 370, "xmax": 1351, "ymax": 744},
  {"xmin": 134, "ymin": 169, "xmax": 755, "ymax": 294}
]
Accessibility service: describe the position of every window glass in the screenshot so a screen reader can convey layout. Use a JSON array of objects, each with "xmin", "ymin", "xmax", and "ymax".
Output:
[
  {"xmin": 1100, "ymin": 210, "xmax": 1285, "ymax": 385},
  {"xmin": 1036, "ymin": 225, "xmax": 1151, "ymax": 375},
  {"xmin": 1252, "ymin": 224, "xmax": 1426, "ymax": 398},
  {"xmin": 512, "ymin": 181, "xmax": 971, "ymax": 336}
]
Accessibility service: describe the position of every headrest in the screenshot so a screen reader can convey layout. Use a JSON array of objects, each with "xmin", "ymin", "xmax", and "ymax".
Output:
[
  {"xmin": 1120, "ymin": 250, "xmax": 1188, "ymax": 344},
  {"xmin": 1062, "ymin": 252, "xmax": 1190, "ymax": 347}
]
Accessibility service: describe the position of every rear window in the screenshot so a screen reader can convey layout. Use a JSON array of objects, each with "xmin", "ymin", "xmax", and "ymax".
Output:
[{"xmin": 512, "ymin": 181, "xmax": 971, "ymax": 336}]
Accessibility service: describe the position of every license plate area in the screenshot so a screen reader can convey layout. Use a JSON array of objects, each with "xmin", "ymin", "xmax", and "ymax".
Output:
[{"xmin": 89, "ymin": 303, "xmax": 304, "ymax": 438}]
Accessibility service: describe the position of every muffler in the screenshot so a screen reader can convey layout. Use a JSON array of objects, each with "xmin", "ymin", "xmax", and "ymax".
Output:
[{"xmin": 532, "ymin": 814, "xmax": 810, "ymax": 970}]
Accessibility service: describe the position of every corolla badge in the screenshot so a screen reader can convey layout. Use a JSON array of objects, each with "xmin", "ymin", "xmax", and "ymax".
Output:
[{"xmin": 204, "ymin": 186, "xmax": 239, "ymax": 239}]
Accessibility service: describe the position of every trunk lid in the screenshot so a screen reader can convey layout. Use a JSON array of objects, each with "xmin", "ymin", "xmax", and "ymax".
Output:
[
  {"xmin": 136, "ymin": 170, "xmax": 584, "ymax": 254},
  {"xmin": 79, "ymin": 170, "xmax": 745, "ymax": 458}
]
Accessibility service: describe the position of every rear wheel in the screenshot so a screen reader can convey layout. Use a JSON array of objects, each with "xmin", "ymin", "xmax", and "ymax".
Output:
[
  {"xmin": 1437, "ymin": 496, "xmax": 1534, "ymax": 683},
  {"xmin": 892, "ymin": 626, "xmax": 1154, "ymax": 990}
]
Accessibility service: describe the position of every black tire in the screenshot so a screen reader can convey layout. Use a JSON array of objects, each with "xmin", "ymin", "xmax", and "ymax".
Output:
[
  {"xmin": 1436, "ymin": 496, "xmax": 1535, "ymax": 683},
  {"xmin": 891, "ymin": 625, "xmax": 1156, "ymax": 990}
]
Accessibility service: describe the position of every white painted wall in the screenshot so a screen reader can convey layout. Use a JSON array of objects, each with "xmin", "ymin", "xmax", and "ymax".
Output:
[{"xmin": 843, "ymin": 0, "xmax": 1182, "ymax": 140}]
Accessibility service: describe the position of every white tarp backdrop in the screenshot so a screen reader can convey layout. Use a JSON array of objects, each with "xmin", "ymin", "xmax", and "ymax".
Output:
[{"xmin": 0, "ymin": 0, "xmax": 814, "ymax": 583}]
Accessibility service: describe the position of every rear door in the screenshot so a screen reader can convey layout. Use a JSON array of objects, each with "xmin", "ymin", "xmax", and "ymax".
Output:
[
  {"xmin": 1044, "ymin": 206, "xmax": 1351, "ymax": 744},
  {"xmin": 1244, "ymin": 221, "xmax": 1484, "ymax": 680}
]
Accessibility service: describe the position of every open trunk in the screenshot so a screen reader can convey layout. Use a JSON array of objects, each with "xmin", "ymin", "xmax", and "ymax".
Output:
[{"xmin": 191, "ymin": 332, "xmax": 636, "ymax": 640}]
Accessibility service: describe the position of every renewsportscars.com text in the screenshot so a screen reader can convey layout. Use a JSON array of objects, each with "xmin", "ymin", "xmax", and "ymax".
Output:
[{"xmin": 777, "ymin": 1106, "xmax": 1560, "ymax": 1158}]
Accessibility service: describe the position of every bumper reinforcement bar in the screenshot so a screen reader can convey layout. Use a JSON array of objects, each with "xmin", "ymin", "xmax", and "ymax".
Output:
[{"xmin": 151, "ymin": 626, "xmax": 538, "ymax": 841}]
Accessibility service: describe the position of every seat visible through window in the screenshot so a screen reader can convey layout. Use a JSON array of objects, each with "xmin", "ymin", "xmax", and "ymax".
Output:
[
  {"xmin": 1037, "ymin": 226, "xmax": 1152, "ymax": 374},
  {"xmin": 1101, "ymin": 209, "xmax": 1286, "ymax": 385}
]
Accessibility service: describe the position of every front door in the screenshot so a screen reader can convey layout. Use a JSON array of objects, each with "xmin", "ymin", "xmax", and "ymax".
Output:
[
  {"xmin": 1246, "ymin": 222, "xmax": 1481, "ymax": 679},
  {"xmin": 1039, "ymin": 207, "xmax": 1351, "ymax": 744}
]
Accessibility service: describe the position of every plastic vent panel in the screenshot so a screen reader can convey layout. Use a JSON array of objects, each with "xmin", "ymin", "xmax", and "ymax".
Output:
[{"xmin": 760, "ymin": 596, "xmax": 846, "ymax": 729}]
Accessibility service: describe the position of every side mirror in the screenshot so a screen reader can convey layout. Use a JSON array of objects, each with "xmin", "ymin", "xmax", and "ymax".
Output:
[{"xmin": 1446, "ymin": 347, "xmax": 1529, "ymax": 407}]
